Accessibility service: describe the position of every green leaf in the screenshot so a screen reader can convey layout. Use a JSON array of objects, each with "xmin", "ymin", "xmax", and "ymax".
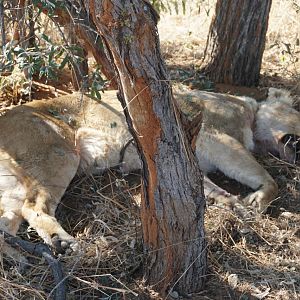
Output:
[{"xmin": 59, "ymin": 55, "xmax": 70, "ymax": 70}]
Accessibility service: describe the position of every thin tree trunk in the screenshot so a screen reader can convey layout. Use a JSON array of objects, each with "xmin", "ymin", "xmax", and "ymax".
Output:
[
  {"xmin": 57, "ymin": 1, "xmax": 117, "ymax": 89},
  {"xmin": 70, "ymin": 45, "xmax": 89, "ymax": 91},
  {"xmin": 62, "ymin": 3, "xmax": 118, "ymax": 88},
  {"xmin": 0, "ymin": 0, "xmax": 5, "ymax": 52},
  {"xmin": 12, "ymin": 0, "xmax": 26, "ymax": 45},
  {"xmin": 64, "ymin": 23, "xmax": 89, "ymax": 91},
  {"xmin": 27, "ymin": 0, "xmax": 36, "ymax": 48},
  {"xmin": 202, "ymin": 0, "xmax": 272, "ymax": 86},
  {"xmin": 36, "ymin": 2, "xmax": 117, "ymax": 88},
  {"xmin": 87, "ymin": 0, "xmax": 207, "ymax": 296}
]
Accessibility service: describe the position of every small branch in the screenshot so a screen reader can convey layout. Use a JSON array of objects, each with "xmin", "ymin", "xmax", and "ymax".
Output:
[
  {"xmin": 32, "ymin": 80, "xmax": 69, "ymax": 95},
  {"xmin": 1, "ymin": 230, "xmax": 67, "ymax": 300}
]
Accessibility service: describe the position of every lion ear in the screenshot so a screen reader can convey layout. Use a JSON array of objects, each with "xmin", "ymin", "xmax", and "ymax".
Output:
[{"xmin": 267, "ymin": 88, "xmax": 294, "ymax": 105}]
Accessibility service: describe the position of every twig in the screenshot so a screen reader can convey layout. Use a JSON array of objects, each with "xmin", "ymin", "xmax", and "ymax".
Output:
[
  {"xmin": 32, "ymin": 80, "xmax": 69, "ymax": 95},
  {"xmin": 0, "ymin": 230, "xmax": 67, "ymax": 300}
]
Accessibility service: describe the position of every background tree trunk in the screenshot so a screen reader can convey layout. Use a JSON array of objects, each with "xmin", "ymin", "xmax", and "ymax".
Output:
[
  {"xmin": 202, "ymin": 0, "xmax": 272, "ymax": 86},
  {"xmin": 87, "ymin": 0, "xmax": 206, "ymax": 296},
  {"xmin": 64, "ymin": 23, "xmax": 89, "ymax": 91}
]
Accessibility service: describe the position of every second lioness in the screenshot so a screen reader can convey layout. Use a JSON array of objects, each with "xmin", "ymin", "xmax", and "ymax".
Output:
[{"xmin": 175, "ymin": 86, "xmax": 299, "ymax": 212}]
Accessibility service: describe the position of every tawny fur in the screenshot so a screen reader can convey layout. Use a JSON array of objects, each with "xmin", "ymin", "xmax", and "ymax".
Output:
[
  {"xmin": 0, "ymin": 90, "xmax": 139, "ymax": 254},
  {"xmin": 0, "ymin": 87, "xmax": 299, "ymax": 256},
  {"xmin": 174, "ymin": 86, "xmax": 299, "ymax": 212}
]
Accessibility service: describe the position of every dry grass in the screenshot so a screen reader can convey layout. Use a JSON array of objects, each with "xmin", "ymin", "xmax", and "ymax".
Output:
[
  {"xmin": 261, "ymin": 1, "xmax": 300, "ymax": 92},
  {"xmin": 202, "ymin": 157, "xmax": 300, "ymax": 300},
  {"xmin": 0, "ymin": 1, "xmax": 300, "ymax": 299},
  {"xmin": 0, "ymin": 67, "xmax": 29, "ymax": 106},
  {"xmin": 0, "ymin": 172, "xmax": 143, "ymax": 299},
  {"xmin": 159, "ymin": 0, "xmax": 300, "ymax": 92}
]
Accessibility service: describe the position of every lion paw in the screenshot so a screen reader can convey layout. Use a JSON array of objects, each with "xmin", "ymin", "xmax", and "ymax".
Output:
[
  {"xmin": 244, "ymin": 191, "xmax": 272, "ymax": 213},
  {"xmin": 51, "ymin": 234, "xmax": 80, "ymax": 254},
  {"xmin": 207, "ymin": 192, "xmax": 240, "ymax": 209}
]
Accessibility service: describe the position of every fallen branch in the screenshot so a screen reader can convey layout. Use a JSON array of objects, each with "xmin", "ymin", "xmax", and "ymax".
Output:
[
  {"xmin": 32, "ymin": 80, "xmax": 69, "ymax": 96},
  {"xmin": 0, "ymin": 230, "xmax": 67, "ymax": 300}
]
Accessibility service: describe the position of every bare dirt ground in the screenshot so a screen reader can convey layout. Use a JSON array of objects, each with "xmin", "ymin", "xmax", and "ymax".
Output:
[{"xmin": 0, "ymin": 1, "xmax": 300, "ymax": 299}]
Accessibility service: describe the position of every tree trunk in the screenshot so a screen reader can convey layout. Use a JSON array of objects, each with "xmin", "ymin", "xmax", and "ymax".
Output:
[
  {"xmin": 70, "ymin": 45, "xmax": 89, "ymax": 91},
  {"xmin": 202, "ymin": 0, "xmax": 272, "ymax": 86},
  {"xmin": 27, "ymin": 1, "xmax": 36, "ymax": 48},
  {"xmin": 64, "ymin": 23, "xmax": 89, "ymax": 91},
  {"xmin": 85, "ymin": 0, "xmax": 206, "ymax": 294},
  {"xmin": 62, "ymin": 3, "xmax": 118, "ymax": 88},
  {"xmin": 87, "ymin": 0, "xmax": 207, "ymax": 296}
]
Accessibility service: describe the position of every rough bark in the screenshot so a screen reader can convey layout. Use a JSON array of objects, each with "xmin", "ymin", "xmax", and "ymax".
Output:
[
  {"xmin": 87, "ymin": 0, "xmax": 206, "ymax": 296},
  {"xmin": 202, "ymin": 0, "xmax": 272, "ymax": 86}
]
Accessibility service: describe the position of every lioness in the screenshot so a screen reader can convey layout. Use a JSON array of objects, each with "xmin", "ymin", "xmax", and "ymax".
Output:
[
  {"xmin": 0, "ymin": 87, "xmax": 299, "ymax": 254},
  {"xmin": 175, "ymin": 86, "xmax": 299, "ymax": 212}
]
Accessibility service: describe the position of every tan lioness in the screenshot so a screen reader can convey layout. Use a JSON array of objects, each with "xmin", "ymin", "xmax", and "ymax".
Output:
[
  {"xmin": 0, "ymin": 87, "xmax": 299, "ymax": 254},
  {"xmin": 0, "ymin": 91, "xmax": 140, "ymax": 254},
  {"xmin": 175, "ymin": 86, "xmax": 299, "ymax": 211}
]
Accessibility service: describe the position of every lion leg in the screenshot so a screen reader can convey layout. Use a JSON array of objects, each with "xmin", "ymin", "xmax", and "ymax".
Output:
[
  {"xmin": 197, "ymin": 133, "xmax": 278, "ymax": 212},
  {"xmin": 19, "ymin": 147, "xmax": 80, "ymax": 254},
  {"xmin": 203, "ymin": 176, "xmax": 240, "ymax": 208},
  {"xmin": 0, "ymin": 211, "xmax": 28, "ymax": 266},
  {"xmin": 0, "ymin": 211, "xmax": 23, "ymax": 235},
  {"xmin": 21, "ymin": 193, "xmax": 79, "ymax": 254}
]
